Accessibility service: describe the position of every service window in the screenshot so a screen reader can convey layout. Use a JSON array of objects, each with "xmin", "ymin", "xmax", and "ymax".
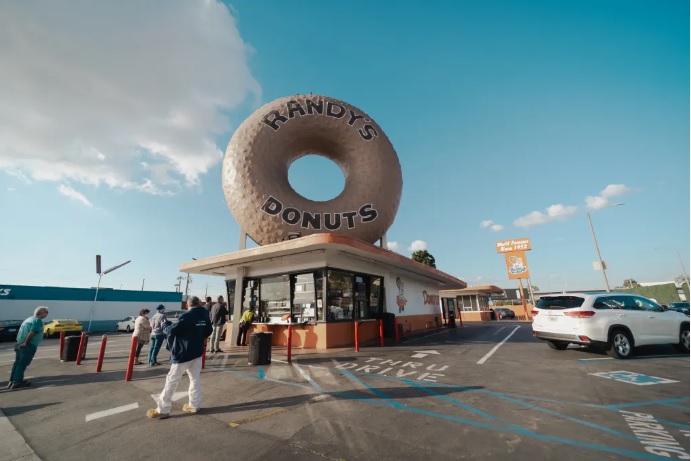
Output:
[{"xmin": 326, "ymin": 270, "xmax": 354, "ymax": 321}]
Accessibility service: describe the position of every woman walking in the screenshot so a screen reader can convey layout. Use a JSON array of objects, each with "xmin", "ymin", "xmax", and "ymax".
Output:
[{"xmin": 132, "ymin": 308, "xmax": 152, "ymax": 365}]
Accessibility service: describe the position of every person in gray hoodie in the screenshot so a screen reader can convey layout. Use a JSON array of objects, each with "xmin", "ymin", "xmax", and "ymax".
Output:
[{"xmin": 148, "ymin": 305, "xmax": 167, "ymax": 366}]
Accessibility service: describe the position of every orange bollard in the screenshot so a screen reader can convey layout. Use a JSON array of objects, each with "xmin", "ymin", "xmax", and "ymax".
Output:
[
  {"xmin": 202, "ymin": 339, "xmax": 207, "ymax": 369},
  {"xmin": 96, "ymin": 334, "xmax": 108, "ymax": 372},
  {"xmin": 394, "ymin": 318, "xmax": 399, "ymax": 344},
  {"xmin": 287, "ymin": 324, "xmax": 293, "ymax": 362},
  {"xmin": 59, "ymin": 331, "xmax": 65, "ymax": 359},
  {"xmin": 125, "ymin": 336, "xmax": 138, "ymax": 381},
  {"xmin": 379, "ymin": 319, "xmax": 384, "ymax": 347},
  {"xmin": 354, "ymin": 321, "xmax": 359, "ymax": 352},
  {"xmin": 75, "ymin": 332, "xmax": 88, "ymax": 365}
]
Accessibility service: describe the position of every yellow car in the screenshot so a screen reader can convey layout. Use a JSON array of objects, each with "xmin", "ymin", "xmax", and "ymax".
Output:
[{"xmin": 43, "ymin": 319, "xmax": 83, "ymax": 337}]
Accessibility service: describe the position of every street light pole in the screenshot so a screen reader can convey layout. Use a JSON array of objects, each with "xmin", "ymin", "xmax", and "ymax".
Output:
[
  {"xmin": 87, "ymin": 259, "xmax": 131, "ymax": 332},
  {"xmin": 655, "ymin": 247, "xmax": 690, "ymax": 290},
  {"xmin": 587, "ymin": 203, "xmax": 624, "ymax": 293}
]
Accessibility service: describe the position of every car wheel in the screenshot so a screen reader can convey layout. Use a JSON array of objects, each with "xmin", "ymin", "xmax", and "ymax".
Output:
[
  {"xmin": 675, "ymin": 325, "xmax": 689, "ymax": 353},
  {"xmin": 546, "ymin": 340, "xmax": 569, "ymax": 350},
  {"xmin": 126, "ymin": 325, "xmax": 131, "ymax": 333},
  {"xmin": 607, "ymin": 329, "xmax": 633, "ymax": 359},
  {"xmin": 46, "ymin": 329, "xmax": 52, "ymax": 338}
]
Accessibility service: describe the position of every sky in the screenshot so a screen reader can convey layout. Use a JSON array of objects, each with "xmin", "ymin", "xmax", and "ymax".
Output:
[{"xmin": 0, "ymin": 0, "xmax": 688, "ymax": 298}]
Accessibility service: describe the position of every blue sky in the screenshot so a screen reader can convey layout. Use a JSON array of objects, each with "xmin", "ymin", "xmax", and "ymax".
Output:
[{"xmin": 0, "ymin": 0, "xmax": 688, "ymax": 297}]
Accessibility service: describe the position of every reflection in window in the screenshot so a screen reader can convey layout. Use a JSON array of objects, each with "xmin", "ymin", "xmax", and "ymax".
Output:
[
  {"xmin": 355, "ymin": 276, "xmax": 368, "ymax": 319},
  {"xmin": 260, "ymin": 275, "xmax": 290, "ymax": 321},
  {"xmin": 315, "ymin": 270, "xmax": 324, "ymax": 321},
  {"xmin": 327, "ymin": 270, "xmax": 353, "ymax": 321},
  {"xmin": 369, "ymin": 277, "xmax": 382, "ymax": 318},
  {"xmin": 293, "ymin": 273, "xmax": 316, "ymax": 322}
]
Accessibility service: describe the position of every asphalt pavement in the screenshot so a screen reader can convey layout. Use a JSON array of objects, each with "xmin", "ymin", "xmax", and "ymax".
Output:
[{"xmin": 1, "ymin": 322, "xmax": 688, "ymax": 461}]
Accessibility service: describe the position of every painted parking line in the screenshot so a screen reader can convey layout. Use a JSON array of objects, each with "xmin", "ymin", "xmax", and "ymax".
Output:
[
  {"xmin": 579, "ymin": 355, "xmax": 688, "ymax": 364},
  {"xmin": 477, "ymin": 326, "xmax": 520, "ymax": 364},
  {"xmin": 229, "ymin": 407, "xmax": 288, "ymax": 427},
  {"xmin": 85, "ymin": 402, "xmax": 139, "ymax": 422},
  {"xmin": 492, "ymin": 327, "xmax": 506, "ymax": 336}
]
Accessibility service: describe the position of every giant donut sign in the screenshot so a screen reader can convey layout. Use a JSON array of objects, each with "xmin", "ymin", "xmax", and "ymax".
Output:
[{"xmin": 222, "ymin": 94, "xmax": 403, "ymax": 246}]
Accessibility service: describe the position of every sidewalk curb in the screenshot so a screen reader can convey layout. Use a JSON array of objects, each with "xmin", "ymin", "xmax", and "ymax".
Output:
[{"xmin": 0, "ymin": 407, "xmax": 41, "ymax": 461}]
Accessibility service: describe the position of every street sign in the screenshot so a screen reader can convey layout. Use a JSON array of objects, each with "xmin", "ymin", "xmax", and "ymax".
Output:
[{"xmin": 496, "ymin": 238, "xmax": 531, "ymax": 253}]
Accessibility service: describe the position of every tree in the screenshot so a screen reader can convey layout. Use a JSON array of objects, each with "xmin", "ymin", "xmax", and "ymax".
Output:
[
  {"xmin": 622, "ymin": 278, "xmax": 640, "ymax": 289},
  {"xmin": 531, "ymin": 285, "xmax": 540, "ymax": 292},
  {"xmin": 412, "ymin": 250, "xmax": 436, "ymax": 268}
]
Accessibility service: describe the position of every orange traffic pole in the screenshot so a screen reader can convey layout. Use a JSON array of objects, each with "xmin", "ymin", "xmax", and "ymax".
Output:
[
  {"xmin": 354, "ymin": 321, "xmax": 359, "ymax": 352},
  {"xmin": 379, "ymin": 319, "xmax": 384, "ymax": 347},
  {"xmin": 59, "ymin": 331, "xmax": 65, "ymax": 360},
  {"xmin": 96, "ymin": 334, "xmax": 108, "ymax": 372},
  {"xmin": 75, "ymin": 332, "xmax": 88, "ymax": 365},
  {"xmin": 287, "ymin": 324, "xmax": 293, "ymax": 362},
  {"xmin": 394, "ymin": 317, "xmax": 399, "ymax": 344},
  {"xmin": 125, "ymin": 336, "xmax": 138, "ymax": 381}
]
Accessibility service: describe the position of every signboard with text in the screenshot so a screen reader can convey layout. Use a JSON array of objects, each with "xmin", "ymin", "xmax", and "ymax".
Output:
[
  {"xmin": 504, "ymin": 250, "xmax": 531, "ymax": 280},
  {"xmin": 496, "ymin": 238, "xmax": 532, "ymax": 253}
]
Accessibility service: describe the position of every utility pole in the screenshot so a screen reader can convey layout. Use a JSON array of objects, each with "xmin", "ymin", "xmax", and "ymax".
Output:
[
  {"xmin": 175, "ymin": 276, "xmax": 183, "ymax": 293},
  {"xmin": 183, "ymin": 273, "xmax": 192, "ymax": 299}
]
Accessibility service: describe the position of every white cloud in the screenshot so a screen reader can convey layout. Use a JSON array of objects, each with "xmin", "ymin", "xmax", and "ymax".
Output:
[
  {"xmin": 408, "ymin": 240, "xmax": 428, "ymax": 252},
  {"xmin": 490, "ymin": 224, "xmax": 504, "ymax": 232},
  {"xmin": 386, "ymin": 241, "xmax": 400, "ymax": 251},
  {"xmin": 513, "ymin": 204, "xmax": 578, "ymax": 228},
  {"xmin": 0, "ymin": 1, "xmax": 260, "ymax": 195},
  {"xmin": 58, "ymin": 184, "xmax": 92, "ymax": 207},
  {"xmin": 7, "ymin": 187, "xmax": 16, "ymax": 192},
  {"xmin": 586, "ymin": 184, "xmax": 632, "ymax": 210},
  {"xmin": 480, "ymin": 220, "xmax": 493, "ymax": 228},
  {"xmin": 481, "ymin": 220, "xmax": 504, "ymax": 232}
]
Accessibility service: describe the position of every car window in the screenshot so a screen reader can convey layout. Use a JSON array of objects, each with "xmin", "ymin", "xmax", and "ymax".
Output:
[
  {"xmin": 633, "ymin": 296, "xmax": 663, "ymax": 312},
  {"xmin": 593, "ymin": 296, "xmax": 624, "ymax": 309},
  {"xmin": 536, "ymin": 296, "xmax": 585, "ymax": 309}
]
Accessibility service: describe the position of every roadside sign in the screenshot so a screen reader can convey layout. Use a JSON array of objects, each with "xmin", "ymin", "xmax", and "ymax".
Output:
[
  {"xmin": 504, "ymin": 250, "xmax": 530, "ymax": 280},
  {"xmin": 496, "ymin": 238, "xmax": 531, "ymax": 253}
]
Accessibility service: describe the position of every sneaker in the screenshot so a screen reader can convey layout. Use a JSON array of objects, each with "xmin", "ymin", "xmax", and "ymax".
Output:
[
  {"xmin": 182, "ymin": 404, "xmax": 199, "ymax": 414},
  {"xmin": 215, "ymin": 349, "xmax": 223, "ymax": 353},
  {"xmin": 6, "ymin": 381, "xmax": 14, "ymax": 389},
  {"xmin": 134, "ymin": 361, "xmax": 143, "ymax": 365},
  {"xmin": 9, "ymin": 381, "xmax": 30, "ymax": 390},
  {"xmin": 146, "ymin": 409, "xmax": 170, "ymax": 419},
  {"xmin": 152, "ymin": 362, "xmax": 162, "ymax": 366}
]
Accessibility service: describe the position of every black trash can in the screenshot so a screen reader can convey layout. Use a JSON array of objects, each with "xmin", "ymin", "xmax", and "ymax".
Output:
[
  {"xmin": 61, "ymin": 335, "xmax": 88, "ymax": 362},
  {"xmin": 382, "ymin": 313, "xmax": 396, "ymax": 338},
  {"xmin": 248, "ymin": 332, "xmax": 272, "ymax": 365}
]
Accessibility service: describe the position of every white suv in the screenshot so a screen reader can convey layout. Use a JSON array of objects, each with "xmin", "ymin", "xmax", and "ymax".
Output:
[{"xmin": 532, "ymin": 293, "xmax": 690, "ymax": 359}]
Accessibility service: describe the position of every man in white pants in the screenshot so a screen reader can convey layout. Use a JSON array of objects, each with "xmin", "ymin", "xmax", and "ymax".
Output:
[{"xmin": 147, "ymin": 296, "xmax": 212, "ymax": 419}]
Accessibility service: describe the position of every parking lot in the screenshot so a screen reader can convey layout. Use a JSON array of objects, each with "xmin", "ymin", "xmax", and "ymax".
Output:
[{"xmin": 1, "ymin": 323, "xmax": 688, "ymax": 461}]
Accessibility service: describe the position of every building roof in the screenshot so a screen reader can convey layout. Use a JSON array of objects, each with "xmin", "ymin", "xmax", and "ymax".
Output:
[
  {"xmin": 180, "ymin": 233, "xmax": 467, "ymax": 289},
  {"xmin": 440, "ymin": 285, "xmax": 504, "ymax": 296}
]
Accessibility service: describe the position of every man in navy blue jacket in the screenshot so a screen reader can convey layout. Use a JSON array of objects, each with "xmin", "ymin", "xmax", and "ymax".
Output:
[{"xmin": 147, "ymin": 296, "xmax": 212, "ymax": 419}]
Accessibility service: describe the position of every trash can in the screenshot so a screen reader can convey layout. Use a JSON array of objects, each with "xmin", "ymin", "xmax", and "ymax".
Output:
[
  {"xmin": 248, "ymin": 332, "xmax": 272, "ymax": 365},
  {"xmin": 382, "ymin": 313, "xmax": 396, "ymax": 338},
  {"xmin": 62, "ymin": 335, "xmax": 88, "ymax": 362}
]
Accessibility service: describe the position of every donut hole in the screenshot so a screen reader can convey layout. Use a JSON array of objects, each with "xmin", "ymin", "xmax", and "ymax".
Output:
[{"xmin": 288, "ymin": 154, "xmax": 345, "ymax": 202}]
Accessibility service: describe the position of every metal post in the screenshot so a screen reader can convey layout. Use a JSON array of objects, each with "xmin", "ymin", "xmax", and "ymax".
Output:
[
  {"xmin": 125, "ymin": 336, "xmax": 138, "ymax": 381},
  {"xmin": 96, "ymin": 334, "xmax": 107, "ymax": 372},
  {"xmin": 379, "ymin": 319, "xmax": 384, "ymax": 347},
  {"xmin": 518, "ymin": 278, "xmax": 528, "ymax": 319},
  {"xmin": 675, "ymin": 250, "xmax": 690, "ymax": 290},
  {"xmin": 75, "ymin": 332, "xmax": 88, "ymax": 365},
  {"xmin": 287, "ymin": 324, "xmax": 293, "ymax": 362},
  {"xmin": 87, "ymin": 274, "xmax": 102, "ymax": 333},
  {"xmin": 587, "ymin": 212, "xmax": 611, "ymax": 292},
  {"xmin": 59, "ymin": 331, "xmax": 65, "ymax": 360},
  {"xmin": 354, "ymin": 321, "xmax": 359, "ymax": 352}
]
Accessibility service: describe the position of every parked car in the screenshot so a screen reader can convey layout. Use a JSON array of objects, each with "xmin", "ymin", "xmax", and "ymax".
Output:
[
  {"xmin": 666, "ymin": 302, "xmax": 690, "ymax": 316},
  {"xmin": 115, "ymin": 316, "xmax": 136, "ymax": 332},
  {"xmin": 0, "ymin": 320, "xmax": 24, "ymax": 342},
  {"xmin": 532, "ymin": 293, "xmax": 689, "ymax": 359},
  {"xmin": 494, "ymin": 308, "xmax": 516, "ymax": 320},
  {"xmin": 43, "ymin": 319, "xmax": 83, "ymax": 337},
  {"xmin": 164, "ymin": 310, "xmax": 187, "ymax": 325}
]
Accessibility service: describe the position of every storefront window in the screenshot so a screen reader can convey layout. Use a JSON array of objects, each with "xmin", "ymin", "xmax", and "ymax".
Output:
[
  {"xmin": 260, "ymin": 275, "xmax": 290, "ymax": 322},
  {"xmin": 292, "ymin": 273, "xmax": 316, "ymax": 322},
  {"xmin": 327, "ymin": 270, "xmax": 353, "ymax": 321},
  {"xmin": 225, "ymin": 280, "xmax": 236, "ymax": 318},
  {"xmin": 368, "ymin": 277, "xmax": 382, "ymax": 318},
  {"xmin": 315, "ymin": 270, "xmax": 325, "ymax": 321},
  {"xmin": 242, "ymin": 279, "xmax": 260, "ymax": 317},
  {"xmin": 354, "ymin": 276, "xmax": 368, "ymax": 319}
]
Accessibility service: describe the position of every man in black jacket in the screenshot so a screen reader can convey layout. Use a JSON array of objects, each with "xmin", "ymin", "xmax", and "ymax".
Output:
[
  {"xmin": 209, "ymin": 295, "xmax": 229, "ymax": 353},
  {"xmin": 147, "ymin": 296, "xmax": 212, "ymax": 419}
]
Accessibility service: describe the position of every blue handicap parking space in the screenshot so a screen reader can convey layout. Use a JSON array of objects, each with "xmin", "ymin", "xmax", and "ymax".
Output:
[{"xmin": 590, "ymin": 370, "xmax": 679, "ymax": 386}]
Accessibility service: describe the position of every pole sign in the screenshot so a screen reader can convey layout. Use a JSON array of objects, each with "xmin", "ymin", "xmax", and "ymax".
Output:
[
  {"xmin": 96, "ymin": 255, "xmax": 102, "ymax": 275},
  {"xmin": 504, "ymin": 250, "xmax": 530, "ymax": 280},
  {"xmin": 496, "ymin": 238, "xmax": 531, "ymax": 253}
]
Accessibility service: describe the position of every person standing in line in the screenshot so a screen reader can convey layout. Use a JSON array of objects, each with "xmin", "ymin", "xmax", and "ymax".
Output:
[
  {"xmin": 209, "ymin": 296, "xmax": 228, "ymax": 353},
  {"xmin": 7, "ymin": 306, "xmax": 49, "ymax": 390},
  {"xmin": 148, "ymin": 305, "xmax": 167, "ymax": 366},
  {"xmin": 146, "ymin": 296, "xmax": 212, "ymax": 419},
  {"xmin": 236, "ymin": 306, "xmax": 254, "ymax": 347},
  {"xmin": 132, "ymin": 309, "xmax": 152, "ymax": 365},
  {"xmin": 202, "ymin": 297, "xmax": 213, "ymax": 317}
]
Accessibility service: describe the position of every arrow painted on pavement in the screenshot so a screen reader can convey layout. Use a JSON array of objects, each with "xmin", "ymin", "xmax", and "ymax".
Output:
[{"xmin": 411, "ymin": 350, "xmax": 440, "ymax": 358}]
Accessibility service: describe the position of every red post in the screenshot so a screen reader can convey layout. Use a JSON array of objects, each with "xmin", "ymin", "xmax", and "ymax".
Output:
[
  {"xmin": 394, "ymin": 318, "xmax": 399, "ymax": 344},
  {"xmin": 75, "ymin": 332, "xmax": 88, "ymax": 365},
  {"xmin": 379, "ymin": 319, "xmax": 384, "ymax": 347},
  {"xmin": 59, "ymin": 331, "xmax": 65, "ymax": 359},
  {"xmin": 96, "ymin": 334, "xmax": 107, "ymax": 372},
  {"xmin": 354, "ymin": 321, "xmax": 359, "ymax": 352},
  {"xmin": 287, "ymin": 324, "xmax": 293, "ymax": 362},
  {"xmin": 202, "ymin": 339, "xmax": 207, "ymax": 369},
  {"xmin": 125, "ymin": 336, "xmax": 138, "ymax": 381}
]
